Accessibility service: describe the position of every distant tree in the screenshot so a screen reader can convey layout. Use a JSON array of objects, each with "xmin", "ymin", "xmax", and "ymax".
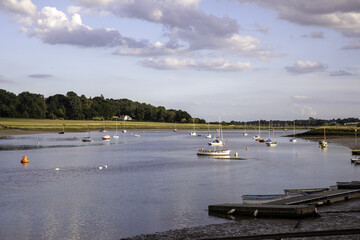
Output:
[
  {"xmin": 0, "ymin": 89, "xmax": 18, "ymax": 117},
  {"xmin": 17, "ymin": 91, "xmax": 47, "ymax": 118},
  {"xmin": 66, "ymin": 91, "xmax": 84, "ymax": 120}
]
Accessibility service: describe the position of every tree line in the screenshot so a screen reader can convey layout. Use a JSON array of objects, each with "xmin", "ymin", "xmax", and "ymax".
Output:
[
  {"xmin": 227, "ymin": 117, "xmax": 360, "ymax": 127},
  {"xmin": 0, "ymin": 89, "xmax": 202, "ymax": 123}
]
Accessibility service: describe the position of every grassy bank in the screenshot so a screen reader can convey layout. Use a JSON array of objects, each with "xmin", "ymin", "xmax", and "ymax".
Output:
[
  {"xmin": 0, "ymin": 118, "xmax": 248, "ymax": 131},
  {"xmin": 296, "ymin": 126, "xmax": 358, "ymax": 137}
]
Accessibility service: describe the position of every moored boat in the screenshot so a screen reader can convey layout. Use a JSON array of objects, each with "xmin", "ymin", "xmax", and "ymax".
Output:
[
  {"xmin": 197, "ymin": 148, "xmax": 231, "ymax": 156},
  {"xmin": 242, "ymin": 194, "xmax": 290, "ymax": 204},
  {"xmin": 102, "ymin": 135, "xmax": 111, "ymax": 141},
  {"xmin": 82, "ymin": 136, "xmax": 93, "ymax": 142}
]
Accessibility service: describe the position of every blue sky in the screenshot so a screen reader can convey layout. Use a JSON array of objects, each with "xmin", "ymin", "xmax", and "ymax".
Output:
[{"xmin": 0, "ymin": 0, "xmax": 359, "ymax": 121}]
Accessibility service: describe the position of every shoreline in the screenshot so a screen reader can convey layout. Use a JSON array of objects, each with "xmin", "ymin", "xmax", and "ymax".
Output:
[{"xmin": 1, "ymin": 129, "xmax": 357, "ymax": 150}]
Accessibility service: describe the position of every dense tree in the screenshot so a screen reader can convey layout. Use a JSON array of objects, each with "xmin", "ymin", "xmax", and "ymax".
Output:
[
  {"xmin": 17, "ymin": 91, "xmax": 47, "ymax": 119},
  {"xmin": 0, "ymin": 89, "xmax": 18, "ymax": 117}
]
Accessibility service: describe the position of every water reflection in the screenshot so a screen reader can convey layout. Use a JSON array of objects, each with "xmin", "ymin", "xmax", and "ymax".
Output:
[{"xmin": 0, "ymin": 130, "xmax": 358, "ymax": 239}]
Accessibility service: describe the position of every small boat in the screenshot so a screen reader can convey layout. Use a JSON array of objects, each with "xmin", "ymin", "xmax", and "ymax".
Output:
[
  {"xmin": 266, "ymin": 126, "xmax": 277, "ymax": 147},
  {"xmin": 284, "ymin": 188, "xmax": 329, "ymax": 195},
  {"xmin": 242, "ymin": 194, "xmax": 290, "ymax": 204},
  {"xmin": 254, "ymin": 119, "xmax": 262, "ymax": 141},
  {"xmin": 289, "ymin": 121, "xmax": 297, "ymax": 142},
  {"xmin": 197, "ymin": 148, "xmax": 231, "ymax": 156},
  {"xmin": 319, "ymin": 128, "xmax": 328, "ymax": 148},
  {"xmin": 134, "ymin": 134, "xmax": 140, "ymax": 137},
  {"xmin": 209, "ymin": 117, "xmax": 225, "ymax": 146},
  {"xmin": 173, "ymin": 122, "xmax": 178, "ymax": 132},
  {"xmin": 82, "ymin": 136, "xmax": 93, "ymax": 142},
  {"xmin": 102, "ymin": 135, "xmax": 111, "ymax": 141},
  {"xmin": 114, "ymin": 118, "xmax": 119, "ymax": 139},
  {"xmin": 243, "ymin": 123, "xmax": 248, "ymax": 136},
  {"xmin": 353, "ymin": 158, "xmax": 360, "ymax": 164},
  {"xmin": 59, "ymin": 124, "xmax": 65, "ymax": 134},
  {"xmin": 206, "ymin": 123, "xmax": 211, "ymax": 138},
  {"xmin": 190, "ymin": 119, "xmax": 197, "ymax": 136},
  {"xmin": 253, "ymin": 135, "xmax": 261, "ymax": 140}
]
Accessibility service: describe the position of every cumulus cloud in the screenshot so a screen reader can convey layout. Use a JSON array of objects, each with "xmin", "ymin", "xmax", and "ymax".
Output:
[
  {"xmin": 0, "ymin": 0, "xmax": 280, "ymax": 61},
  {"xmin": 141, "ymin": 57, "xmax": 253, "ymax": 71},
  {"xmin": 236, "ymin": 1, "xmax": 360, "ymax": 38},
  {"xmin": 141, "ymin": 57, "xmax": 195, "ymax": 70},
  {"xmin": 28, "ymin": 74, "xmax": 53, "ymax": 78},
  {"xmin": 197, "ymin": 59, "xmax": 253, "ymax": 71},
  {"xmin": 330, "ymin": 70, "xmax": 354, "ymax": 76},
  {"xmin": 285, "ymin": 60, "xmax": 327, "ymax": 74}
]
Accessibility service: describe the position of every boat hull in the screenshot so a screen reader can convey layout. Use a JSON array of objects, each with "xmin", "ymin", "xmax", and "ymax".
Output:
[{"xmin": 197, "ymin": 149, "xmax": 231, "ymax": 156}]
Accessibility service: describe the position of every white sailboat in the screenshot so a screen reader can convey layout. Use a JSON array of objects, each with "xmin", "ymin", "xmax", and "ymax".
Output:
[
  {"xmin": 266, "ymin": 126, "xmax": 277, "ymax": 147},
  {"xmin": 254, "ymin": 119, "xmax": 264, "ymax": 142},
  {"xmin": 319, "ymin": 128, "xmax": 328, "ymax": 148},
  {"xmin": 190, "ymin": 119, "xmax": 197, "ymax": 136},
  {"xmin": 243, "ymin": 122, "xmax": 248, "ymax": 136},
  {"xmin": 205, "ymin": 123, "xmax": 212, "ymax": 138},
  {"xmin": 208, "ymin": 117, "xmax": 224, "ymax": 146},
  {"xmin": 101, "ymin": 118, "xmax": 111, "ymax": 141},
  {"xmin": 82, "ymin": 127, "xmax": 93, "ymax": 142},
  {"xmin": 122, "ymin": 120, "xmax": 127, "ymax": 133},
  {"xmin": 290, "ymin": 121, "xmax": 297, "ymax": 142},
  {"xmin": 113, "ymin": 118, "xmax": 119, "ymax": 139}
]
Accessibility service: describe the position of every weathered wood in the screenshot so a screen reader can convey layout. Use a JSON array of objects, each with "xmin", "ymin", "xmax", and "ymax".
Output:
[{"xmin": 208, "ymin": 203, "xmax": 316, "ymax": 218}]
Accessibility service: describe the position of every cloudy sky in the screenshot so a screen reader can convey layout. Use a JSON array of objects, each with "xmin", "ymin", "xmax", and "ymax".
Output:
[{"xmin": 0, "ymin": 0, "xmax": 359, "ymax": 121}]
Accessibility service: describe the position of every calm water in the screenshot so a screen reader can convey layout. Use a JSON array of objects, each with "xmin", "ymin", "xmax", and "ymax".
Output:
[{"xmin": 0, "ymin": 130, "xmax": 358, "ymax": 239}]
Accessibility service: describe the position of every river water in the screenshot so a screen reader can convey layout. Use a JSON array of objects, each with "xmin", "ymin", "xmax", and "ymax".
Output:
[{"xmin": 0, "ymin": 130, "xmax": 358, "ymax": 239}]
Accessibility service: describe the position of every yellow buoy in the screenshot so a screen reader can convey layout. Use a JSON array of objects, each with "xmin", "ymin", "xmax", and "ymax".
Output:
[
  {"xmin": 246, "ymin": 147, "xmax": 249, "ymax": 150},
  {"xmin": 21, "ymin": 155, "xmax": 29, "ymax": 163}
]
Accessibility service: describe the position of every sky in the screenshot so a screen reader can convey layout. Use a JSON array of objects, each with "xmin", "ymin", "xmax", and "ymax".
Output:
[{"xmin": 0, "ymin": 0, "xmax": 359, "ymax": 122}]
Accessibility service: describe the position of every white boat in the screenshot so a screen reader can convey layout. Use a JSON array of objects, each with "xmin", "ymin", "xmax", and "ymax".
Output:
[
  {"xmin": 284, "ymin": 188, "xmax": 329, "ymax": 195},
  {"xmin": 134, "ymin": 134, "xmax": 140, "ymax": 137},
  {"xmin": 266, "ymin": 124, "xmax": 277, "ymax": 147},
  {"xmin": 319, "ymin": 128, "xmax": 328, "ymax": 148},
  {"xmin": 114, "ymin": 118, "xmax": 119, "ymax": 139},
  {"xmin": 208, "ymin": 117, "xmax": 225, "ymax": 146},
  {"xmin": 254, "ymin": 120, "xmax": 262, "ymax": 141},
  {"xmin": 243, "ymin": 123, "xmax": 248, "ymax": 136},
  {"xmin": 242, "ymin": 194, "xmax": 290, "ymax": 204},
  {"xmin": 190, "ymin": 119, "xmax": 196, "ymax": 136},
  {"xmin": 205, "ymin": 123, "xmax": 211, "ymax": 138},
  {"xmin": 122, "ymin": 120, "xmax": 127, "ymax": 133},
  {"xmin": 290, "ymin": 121, "xmax": 297, "ymax": 142},
  {"xmin": 173, "ymin": 122, "xmax": 178, "ymax": 132},
  {"xmin": 197, "ymin": 148, "xmax": 231, "ymax": 156},
  {"xmin": 102, "ymin": 135, "xmax": 111, "ymax": 141},
  {"xmin": 352, "ymin": 158, "xmax": 360, "ymax": 164}
]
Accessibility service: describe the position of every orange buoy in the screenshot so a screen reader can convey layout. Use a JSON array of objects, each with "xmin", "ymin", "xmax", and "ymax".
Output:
[
  {"xmin": 201, "ymin": 148, "xmax": 204, "ymax": 151},
  {"xmin": 21, "ymin": 155, "xmax": 29, "ymax": 163}
]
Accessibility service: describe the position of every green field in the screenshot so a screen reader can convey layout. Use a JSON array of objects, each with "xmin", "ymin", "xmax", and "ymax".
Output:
[
  {"xmin": 0, "ymin": 118, "xmax": 357, "ymax": 135},
  {"xmin": 0, "ymin": 118, "xmax": 243, "ymax": 131}
]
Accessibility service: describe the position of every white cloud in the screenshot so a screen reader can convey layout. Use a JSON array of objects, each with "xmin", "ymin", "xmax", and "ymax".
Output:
[
  {"xmin": 141, "ymin": 57, "xmax": 195, "ymax": 70},
  {"xmin": 237, "ymin": 1, "xmax": 360, "ymax": 38},
  {"xmin": 285, "ymin": 60, "xmax": 327, "ymax": 74},
  {"xmin": 197, "ymin": 59, "xmax": 253, "ymax": 71},
  {"xmin": 0, "ymin": 0, "xmax": 36, "ymax": 25},
  {"xmin": 141, "ymin": 57, "xmax": 253, "ymax": 71},
  {"xmin": 67, "ymin": 5, "xmax": 82, "ymax": 14}
]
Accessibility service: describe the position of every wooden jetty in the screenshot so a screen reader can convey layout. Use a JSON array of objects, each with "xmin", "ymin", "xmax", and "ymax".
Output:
[
  {"xmin": 270, "ymin": 189, "xmax": 360, "ymax": 205},
  {"xmin": 209, "ymin": 182, "xmax": 360, "ymax": 219},
  {"xmin": 208, "ymin": 203, "xmax": 316, "ymax": 218}
]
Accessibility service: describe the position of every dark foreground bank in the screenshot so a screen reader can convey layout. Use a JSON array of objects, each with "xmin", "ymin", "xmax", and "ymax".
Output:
[{"xmin": 123, "ymin": 198, "xmax": 360, "ymax": 239}]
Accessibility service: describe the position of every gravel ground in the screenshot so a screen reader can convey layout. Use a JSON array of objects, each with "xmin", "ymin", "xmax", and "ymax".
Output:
[{"xmin": 123, "ymin": 199, "xmax": 360, "ymax": 240}]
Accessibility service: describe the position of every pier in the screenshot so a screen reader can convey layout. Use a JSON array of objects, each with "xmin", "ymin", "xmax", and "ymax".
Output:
[{"xmin": 208, "ymin": 182, "xmax": 360, "ymax": 218}]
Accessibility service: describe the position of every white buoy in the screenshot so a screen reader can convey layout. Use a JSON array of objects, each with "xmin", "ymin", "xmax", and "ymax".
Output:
[
  {"xmin": 98, "ymin": 167, "xmax": 103, "ymax": 170},
  {"xmin": 104, "ymin": 165, "xmax": 108, "ymax": 168},
  {"xmin": 253, "ymin": 209, "xmax": 258, "ymax": 217},
  {"xmin": 55, "ymin": 168, "xmax": 60, "ymax": 171}
]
